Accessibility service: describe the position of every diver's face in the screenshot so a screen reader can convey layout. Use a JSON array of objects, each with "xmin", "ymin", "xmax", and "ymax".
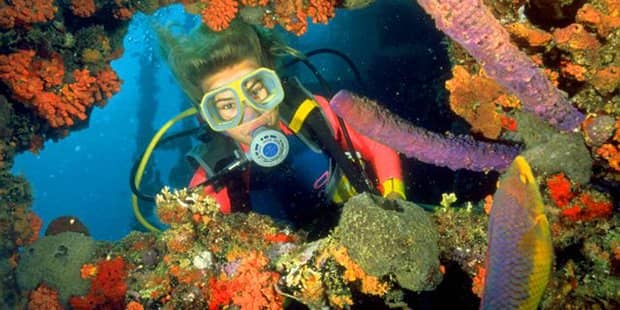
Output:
[{"xmin": 200, "ymin": 59, "xmax": 280, "ymax": 145}]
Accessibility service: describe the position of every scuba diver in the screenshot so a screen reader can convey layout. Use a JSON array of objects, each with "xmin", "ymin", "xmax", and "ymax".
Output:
[{"xmin": 153, "ymin": 20, "xmax": 406, "ymax": 230}]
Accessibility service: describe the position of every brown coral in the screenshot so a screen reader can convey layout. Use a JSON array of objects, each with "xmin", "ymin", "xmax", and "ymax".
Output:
[{"xmin": 71, "ymin": 0, "xmax": 96, "ymax": 18}]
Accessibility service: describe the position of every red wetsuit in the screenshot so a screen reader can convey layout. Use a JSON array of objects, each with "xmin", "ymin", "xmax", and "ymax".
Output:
[{"xmin": 188, "ymin": 95, "xmax": 404, "ymax": 213}]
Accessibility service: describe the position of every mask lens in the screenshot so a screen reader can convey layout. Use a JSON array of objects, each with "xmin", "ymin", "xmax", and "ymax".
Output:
[
  {"xmin": 212, "ymin": 89, "xmax": 239, "ymax": 121},
  {"xmin": 241, "ymin": 69, "xmax": 284, "ymax": 110},
  {"xmin": 200, "ymin": 87, "xmax": 242, "ymax": 131}
]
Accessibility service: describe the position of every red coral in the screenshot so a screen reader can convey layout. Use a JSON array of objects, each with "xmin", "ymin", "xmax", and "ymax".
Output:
[
  {"xmin": 0, "ymin": 0, "xmax": 57, "ymax": 29},
  {"xmin": 561, "ymin": 192, "xmax": 613, "ymax": 222},
  {"xmin": 546, "ymin": 173, "xmax": 574, "ymax": 208},
  {"xmin": 0, "ymin": 51, "xmax": 108, "ymax": 127},
  {"xmin": 201, "ymin": 0, "xmax": 238, "ymax": 31},
  {"xmin": 93, "ymin": 66, "xmax": 122, "ymax": 105},
  {"xmin": 70, "ymin": 256, "xmax": 128, "ymax": 310},
  {"xmin": 207, "ymin": 251, "xmax": 282, "ymax": 309},
  {"xmin": 27, "ymin": 284, "xmax": 62, "ymax": 310},
  {"xmin": 0, "ymin": 50, "xmax": 43, "ymax": 102},
  {"xmin": 71, "ymin": 0, "xmax": 97, "ymax": 18}
]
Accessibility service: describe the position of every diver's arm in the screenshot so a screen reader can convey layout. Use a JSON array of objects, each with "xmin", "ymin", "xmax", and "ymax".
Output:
[{"xmin": 314, "ymin": 95, "xmax": 406, "ymax": 200}]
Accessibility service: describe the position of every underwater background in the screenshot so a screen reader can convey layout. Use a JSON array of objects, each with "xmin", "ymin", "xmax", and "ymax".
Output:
[
  {"xmin": 11, "ymin": 1, "xmax": 457, "ymax": 241},
  {"xmin": 1, "ymin": 0, "xmax": 618, "ymax": 309}
]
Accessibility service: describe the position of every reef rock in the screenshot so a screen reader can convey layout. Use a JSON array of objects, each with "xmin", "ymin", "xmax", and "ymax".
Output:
[
  {"xmin": 333, "ymin": 193, "xmax": 442, "ymax": 291},
  {"xmin": 16, "ymin": 232, "xmax": 98, "ymax": 305}
]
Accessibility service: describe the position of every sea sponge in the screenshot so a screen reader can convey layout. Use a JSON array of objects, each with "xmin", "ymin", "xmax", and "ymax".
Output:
[
  {"xmin": 333, "ymin": 193, "xmax": 442, "ymax": 291},
  {"xmin": 16, "ymin": 232, "xmax": 99, "ymax": 305}
]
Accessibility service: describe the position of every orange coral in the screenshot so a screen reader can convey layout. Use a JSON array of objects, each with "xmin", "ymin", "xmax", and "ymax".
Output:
[
  {"xmin": 591, "ymin": 65, "xmax": 620, "ymax": 95},
  {"xmin": 576, "ymin": 3, "xmax": 620, "ymax": 37},
  {"xmin": 126, "ymin": 301, "xmax": 144, "ymax": 310},
  {"xmin": 506, "ymin": 22, "xmax": 552, "ymax": 47},
  {"xmin": 112, "ymin": 0, "xmax": 135, "ymax": 20},
  {"xmin": 0, "ymin": 50, "xmax": 43, "ymax": 102},
  {"xmin": 28, "ymin": 284, "xmax": 63, "ymax": 310},
  {"xmin": 597, "ymin": 143, "xmax": 620, "ymax": 171},
  {"xmin": 546, "ymin": 173, "xmax": 574, "ymax": 208},
  {"xmin": 560, "ymin": 60, "xmax": 588, "ymax": 82},
  {"xmin": 81, "ymin": 263, "xmax": 98, "ymax": 279},
  {"xmin": 201, "ymin": 0, "xmax": 238, "ymax": 31},
  {"xmin": 471, "ymin": 265, "xmax": 485, "ymax": 297},
  {"xmin": 330, "ymin": 245, "xmax": 390, "ymax": 296},
  {"xmin": 0, "ymin": 0, "xmax": 57, "ymax": 29},
  {"xmin": 552, "ymin": 23, "xmax": 601, "ymax": 51},
  {"xmin": 307, "ymin": 0, "xmax": 336, "ymax": 24},
  {"xmin": 0, "ymin": 50, "xmax": 116, "ymax": 127},
  {"xmin": 445, "ymin": 65, "xmax": 510, "ymax": 139},
  {"xmin": 71, "ymin": 0, "xmax": 96, "ymax": 18},
  {"xmin": 13, "ymin": 210, "xmax": 42, "ymax": 246},
  {"xmin": 240, "ymin": 0, "xmax": 268, "ymax": 5},
  {"xmin": 113, "ymin": 7, "xmax": 134, "ymax": 20},
  {"xmin": 274, "ymin": 0, "xmax": 308, "ymax": 35}
]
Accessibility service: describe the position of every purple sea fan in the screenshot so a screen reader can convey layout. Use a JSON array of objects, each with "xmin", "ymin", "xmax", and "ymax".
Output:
[
  {"xmin": 330, "ymin": 90, "xmax": 521, "ymax": 172},
  {"xmin": 415, "ymin": 0, "xmax": 585, "ymax": 131}
]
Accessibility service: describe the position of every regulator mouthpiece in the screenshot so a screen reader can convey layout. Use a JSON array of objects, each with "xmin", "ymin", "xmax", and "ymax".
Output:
[{"xmin": 248, "ymin": 127, "xmax": 289, "ymax": 167}]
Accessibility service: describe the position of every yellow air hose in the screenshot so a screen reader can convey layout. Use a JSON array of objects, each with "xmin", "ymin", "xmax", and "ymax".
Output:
[{"xmin": 132, "ymin": 107, "xmax": 198, "ymax": 232}]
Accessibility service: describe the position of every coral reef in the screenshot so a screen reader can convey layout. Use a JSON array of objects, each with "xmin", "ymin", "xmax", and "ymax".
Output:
[
  {"xmin": 70, "ymin": 188, "xmax": 441, "ymax": 309},
  {"xmin": 0, "ymin": 0, "xmax": 617, "ymax": 309}
]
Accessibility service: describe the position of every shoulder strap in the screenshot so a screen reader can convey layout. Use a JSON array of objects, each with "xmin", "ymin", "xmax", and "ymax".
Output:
[
  {"xmin": 279, "ymin": 77, "xmax": 377, "ymax": 195},
  {"xmin": 186, "ymin": 133, "xmax": 242, "ymax": 177}
]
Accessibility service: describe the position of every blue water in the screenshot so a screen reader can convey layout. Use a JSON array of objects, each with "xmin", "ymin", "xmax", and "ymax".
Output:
[{"xmin": 11, "ymin": 2, "xmax": 447, "ymax": 241}]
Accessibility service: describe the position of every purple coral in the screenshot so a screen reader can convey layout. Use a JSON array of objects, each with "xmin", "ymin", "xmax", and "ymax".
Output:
[
  {"xmin": 416, "ymin": 0, "xmax": 585, "ymax": 131},
  {"xmin": 330, "ymin": 90, "xmax": 521, "ymax": 172}
]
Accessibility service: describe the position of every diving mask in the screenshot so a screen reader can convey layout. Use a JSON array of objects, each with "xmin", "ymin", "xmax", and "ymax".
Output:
[{"xmin": 199, "ymin": 68, "xmax": 285, "ymax": 132}]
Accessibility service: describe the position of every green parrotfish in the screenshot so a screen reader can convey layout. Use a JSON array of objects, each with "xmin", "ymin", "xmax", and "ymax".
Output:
[{"xmin": 481, "ymin": 156, "xmax": 553, "ymax": 310}]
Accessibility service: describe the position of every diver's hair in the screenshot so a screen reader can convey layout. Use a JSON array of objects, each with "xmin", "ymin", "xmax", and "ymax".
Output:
[{"xmin": 154, "ymin": 20, "xmax": 292, "ymax": 104}]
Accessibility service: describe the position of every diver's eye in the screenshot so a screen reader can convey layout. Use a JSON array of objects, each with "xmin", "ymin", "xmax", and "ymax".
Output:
[
  {"xmin": 245, "ymin": 79, "xmax": 268, "ymax": 101},
  {"xmin": 215, "ymin": 99, "xmax": 238, "ymax": 120},
  {"xmin": 218, "ymin": 102, "xmax": 234, "ymax": 110}
]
